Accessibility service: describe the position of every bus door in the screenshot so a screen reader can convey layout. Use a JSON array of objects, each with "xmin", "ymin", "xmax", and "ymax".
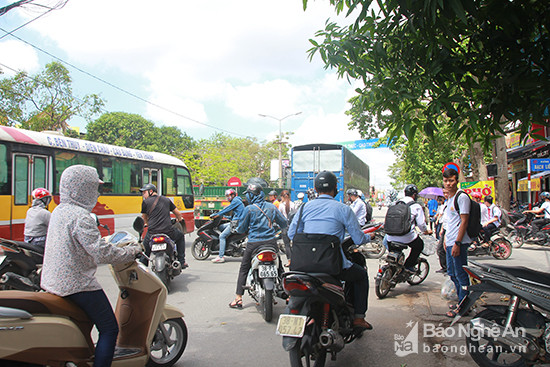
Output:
[
  {"xmin": 143, "ymin": 168, "xmax": 160, "ymax": 193},
  {"xmin": 11, "ymin": 153, "xmax": 50, "ymax": 240}
]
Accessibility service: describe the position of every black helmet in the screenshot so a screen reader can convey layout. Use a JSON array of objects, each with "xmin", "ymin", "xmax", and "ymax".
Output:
[
  {"xmin": 347, "ymin": 188, "xmax": 358, "ymax": 196},
  {"xmin": 404, "ymin": 184, "xmax": 418, "ymax": 197},
  {"xmin": 246, "ymin": 184, "xmax": 263, "ymax": 196},
  {"xmin": 245, "ymin": 177, "xmax": 267, "ymax": 197},
  {"xmin": 314, "ymin": 171, "xmax": 338, "ymax": 193},
  {"xmin": 140, "ymin": 183, "xmax": 157, "ymax": 193},
  {"xmin": 268, "ymin": 190, "xmax": 278, "ymax": 196}
]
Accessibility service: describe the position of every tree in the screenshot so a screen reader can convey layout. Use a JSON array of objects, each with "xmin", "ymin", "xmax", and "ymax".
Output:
[
  {"xmin": 85, "ymin": 112, "xmax": 195, "ymax": 155},
  {"xmin": 0, "ymin": 62, "xmax": 104, "ymax": 133},
  {"xmin": 182, "ymin": 133, "xmax": 280, "ymax": 186}
]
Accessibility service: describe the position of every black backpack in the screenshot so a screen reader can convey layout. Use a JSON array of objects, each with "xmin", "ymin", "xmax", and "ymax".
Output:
[
  {"xmin": 384, "ymin": 200, "xmax": 416, "ymax": 236},
  {"xmin": 362, "ymin": 199, "xmax": 373, "ymax": 222},
  {"xmin": 454, "ymin": 190, "xmax": 482, "ymax": 238}
]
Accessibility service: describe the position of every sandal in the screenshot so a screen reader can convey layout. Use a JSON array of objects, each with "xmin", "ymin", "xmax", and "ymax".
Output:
[
  {"xmin": 448, "ymin": 304, "xmax": 458, "ymax": 310},
  {"xmin": 446, "ymin": 308, "xmax": 459, "ymax": 318},
  {"xmin": 229, "ymin": 299, "xmax": 243, "ymax": 309}
]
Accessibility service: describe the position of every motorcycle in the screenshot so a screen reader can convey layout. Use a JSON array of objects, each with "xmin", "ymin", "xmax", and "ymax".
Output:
[
  {"xmin": 357, "ymin": 222, "xmax": 386, "ymax": 259},
  {"xmin": 507, "ymin": 212, "xmax": 550, "ymax": 248},
  {"xmin": 137, "ymin": 217, "xmax": 182, "ymax": 290},
  {"xmin": 0, "ymin": 238, "xmax": 43, "ymax": 291},
  {"xmin": 246, "ymin": 243, "xmax": 286, "ymax": 322},
  {"xmin": 375, "ymin": 241, "xmax": 430, "ymax": 299},
  {"xmin": 0, "ymin": 219, "xmax": 187, "ymax": 367},
  {"xmin": 452, "ymin": 260, "xmax": 550, "ymax": 367},
  {"xmin": 467, "ymin": 232, "xmax": 513, "ymax": 259},
  {"xmin": 192, "ymin": 216, "xmax": 248, "ymax": 260},
  {"xmin": 278, "ymin": 237, "xmax": 367, "ymax": 366}
]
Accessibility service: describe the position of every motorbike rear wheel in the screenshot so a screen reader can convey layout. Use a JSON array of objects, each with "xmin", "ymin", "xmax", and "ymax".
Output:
[
  {"xmin": 262, "ymin": 289, "xmax": 273, "ymax": 323},
  {"xmin": 509, "ymin": 230, "xmax": 524, "ymax": 248},
  {"xmin": 466, "ymin": 309, "xmax": 527, "ymax": 367},
  {"xmin": 363, "ymin": 236, "xmax": 387, "ymax": 259},
  {"xmin": 289, "ymin": 340, "xmax": 327, "ymax": 367},
  {"xmin": 407, "ymin": 258, "xmax": 429, "ymax": 285},
  {"xmin": 147, "ymin": 317, "xmax": 188, "ymax": 367},
  {"xmin": 375, "ymin": 267, "xmax": 393, "ymax": 299},
  {"xmin": 491, "ymin": 238, "xmax": 512, "ymax": 260},
  {"xmin": 191, "ymin": 238, "xmax": 211, "ymax": 260}
]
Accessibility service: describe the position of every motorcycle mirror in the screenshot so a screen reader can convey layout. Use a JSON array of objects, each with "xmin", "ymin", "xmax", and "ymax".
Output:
[
  {"xmin": 90, "ymin": 213, "xmax": 100, "ymax": 226},
  {"xmin": 133, "ymin": 216, "xmax": 145, "ymax": 234}
]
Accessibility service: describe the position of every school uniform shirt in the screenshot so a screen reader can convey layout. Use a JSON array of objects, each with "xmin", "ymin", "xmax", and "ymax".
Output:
[
  {"xmin": 487, "ymin": 204, "xmax": 502, "ymax": 227},
  {"xmin": 444, "ymin": 191, "xmax": 472, "ymax": 246},
  {"xmin": 386, "ymin": 196, "xmax": 428, "ymax": 244},
  {"xmin": 480, "ymin": 204, "xmax": 489, "ymax": 224},
  {"xmin": 350, "ymin": 198, "xmax": 367, "ymax": 226}
]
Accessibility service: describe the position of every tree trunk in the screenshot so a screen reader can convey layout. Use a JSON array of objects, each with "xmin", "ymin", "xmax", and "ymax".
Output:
[
  {"xmin": 493, "ymin": 136, "xmax": 510, "ymax": 210},
  {"xmin": 470, "ymin": 142, "xmax": 488, "ymax": 181}
]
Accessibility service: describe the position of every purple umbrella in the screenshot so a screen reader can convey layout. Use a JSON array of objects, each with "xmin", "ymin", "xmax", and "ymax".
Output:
[{"xmin": 419, "ymin": 187, "xmax": 444, "ymax": 200}]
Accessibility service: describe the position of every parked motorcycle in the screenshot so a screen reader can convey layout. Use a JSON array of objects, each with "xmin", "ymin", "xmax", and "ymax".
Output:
[
  {"xmin": 507, "ymin": 212, "xmax": 550, "ymax": 248},
  {"xmin": 467, "ymin": 233, "xmax": 513, "ymax": 259},
  {"xmin": 246, "ymin": 243, "xmax": 286, "ymax": 322},
  {"xmin": 357, "ymin": 222, "xmax": 386, "ymax": 259},
  {"xmin": 192, "ymin": 216, "xmax": 247, "ymax": 260},
  {"xmin": 0, "ymin": 238, "xmax": 43, "ymax": 291},
  {"xmin": 452, "ymin": 260, "xmax": 550, "ymax": 367},
  {"xmin": 0, "ymin": 221, "xmax": 187, "ymax": 367},
  {"xmin": 375, "ymin": 241, "xmax": 430, "ymax": 299},
  {"xmin": 278, "ymin": 237, "xmax": 367, "ymax": 366}
]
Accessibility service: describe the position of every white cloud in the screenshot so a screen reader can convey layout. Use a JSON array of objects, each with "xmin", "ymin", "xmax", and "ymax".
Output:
[{"xmin": 0, "ymin": 40, "xmax": 39, "ymax": 75}]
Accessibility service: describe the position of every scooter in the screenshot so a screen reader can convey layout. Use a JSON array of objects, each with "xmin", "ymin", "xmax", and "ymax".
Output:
[
  {"xmin": 191, "ymin": 216, "xmax": 248, "ymax": 260},
  {"xmin": 452, "ymin": 261, "xmax": 550, "ymax": 366},
  {"xmin": 0, "ymin": 238, "xmax": 43, "ymax": 291},
  {"xmin": 508, "ymin": 212, "xmax": 550, "ymax": 248},
  {"xmin": 0, "ymin": 219, "xmax": 187, "ymax": 367},
  {"xmin": 467, "ymin": 232, "xmax": 513, "ymax": 259},
  {"xmin": 245, "ymin": 244, "xmax": 286, "ymax": 322}
]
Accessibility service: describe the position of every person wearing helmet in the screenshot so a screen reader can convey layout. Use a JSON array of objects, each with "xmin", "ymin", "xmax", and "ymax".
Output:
[
  {"xmin": 210, "ymin": 188, "xmax": 245, "ymax": 263},
  {"xmin": 228, "ymin": 179, "xmax": 287, "ymax": 309},
  {"xmin": 306, "ymin": 188, "xmax": 317, "ymax": 201},
  {"xmin": 347, "ymin": 188, "xmax": 367, "ymax": 226},
  {"xmin": 24, "ymin": 188, "xmax": 53, "ymax": 248},
  {"xmin": 140, "ymin": 183, "xmax": 187, "ymax": 268},
  {"xmin": 523, "ymin": 191, "xmax": 550, "ymax": 236},
  {"xmin": 267, "ymin": 190, "xmax": 280, "ymax": 208},
  {"xmin": 387, "ymin": 184, "xmax": 433, "ymax": 273},
  {"xmin": 479, "ymin": 195, "xmax": 502, "ymax": 246},
  {"xmin": 288, "ymin": 171, "xmax": 375, "ymax": 331},
  {"xmin": 294, "ymin": 192, "xmax": 305, "ymax": 208}
]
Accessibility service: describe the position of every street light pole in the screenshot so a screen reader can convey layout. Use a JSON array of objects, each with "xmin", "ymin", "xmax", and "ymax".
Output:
[{"xmin": 258, "ymin": 112, "xmax": 302, "ymax": 188}]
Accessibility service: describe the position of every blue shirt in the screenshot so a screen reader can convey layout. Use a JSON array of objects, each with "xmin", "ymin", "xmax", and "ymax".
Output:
[
  {"xmin": 214, "ymin": 196, "xmax": 244, "ymax": 220},
  {"xmin": 236, "ymin": 201, "xmax": 287, "ymax": 243},
  {"xmin": 288, "ymin": 194, "xmax": 370, "ymax": 269},
  {"xmin": 428, "ymin": 199, "xmax": 438, "ymax": 217}
]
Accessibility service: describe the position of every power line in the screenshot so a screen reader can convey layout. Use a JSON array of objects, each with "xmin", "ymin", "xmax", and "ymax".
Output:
[{"xmin": 0, "ymin": 27, "xmax": 248, "ymax": 137}]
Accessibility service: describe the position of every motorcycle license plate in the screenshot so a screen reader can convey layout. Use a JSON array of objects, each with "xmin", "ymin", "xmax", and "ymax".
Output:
[
  {"xmin": 151, "ymin": 243, "xmax": 167, "ymax": 252},
  {"xmin": 259, "ymin": 264, "xmax": 277, "ymax": 278},
  {"xmin": 276, "ymin": 315, "xmax": 307, "ymax": 337}
]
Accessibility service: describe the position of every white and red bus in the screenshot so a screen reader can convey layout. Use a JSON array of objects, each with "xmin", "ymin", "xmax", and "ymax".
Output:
[{"xmin": 0, "ymin": 126, "xmax": 195, "ymax": 240}]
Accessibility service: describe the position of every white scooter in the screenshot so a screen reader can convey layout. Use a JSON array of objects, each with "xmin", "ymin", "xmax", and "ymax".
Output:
[{"xmin": 0, "ymin": 218, "xmax": 187, "ymax": 367}]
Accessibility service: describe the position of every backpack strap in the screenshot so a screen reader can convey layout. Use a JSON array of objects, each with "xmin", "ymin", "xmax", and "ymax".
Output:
[{"xmin": 253, "ymin": 204, "xmax": 273, "ymax": 228}]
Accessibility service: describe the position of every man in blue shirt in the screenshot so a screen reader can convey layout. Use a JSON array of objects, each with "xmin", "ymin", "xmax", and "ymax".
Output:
[
  {"xmin": 229, "ymin": 179, "xmax": 287, "ymax": 308},
  {"xmin": 210, "ymin": 189, "xmax": 245, "ymax": 263},
  {"xmin": 428, "ymin": 198, "xmax": 439, "ymax": 231},
  {"xmin": 288, "ymin": 171, "xmax": 375, "ymax": 330}
]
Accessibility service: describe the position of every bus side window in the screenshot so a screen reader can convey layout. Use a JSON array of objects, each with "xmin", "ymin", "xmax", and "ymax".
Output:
[
  {"xmin": 32, "ymin": 156, "xmax": 48, "ymax": 191},
  {"xmin": 14, "ymin": 155, "xmax": 29, "ymax": 205},
  {"xmin": 0, "ymin": 144, "xmax": 8, "ymax": 195}
]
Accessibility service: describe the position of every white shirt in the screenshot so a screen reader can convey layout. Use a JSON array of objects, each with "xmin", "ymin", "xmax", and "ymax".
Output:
[
  {"xmin": 387, "ymin": 196, "xmax": 427, "ymax": 244},
  {"xmin": 486, "ymin": 204, "xmax": 501, "ymax": 227},
  {"xmin": 444, "ymin": 191, "xmax": 472, "ymax": 246},
  {"xmin": 480, "ymin": 204, "xmax": 489, "ymax": 224},
  {"xmin": 541, "ymin": 201, "xmax": 550, "ymax": 219},
  {"xmin": 278, "ymin": 200, "xmax": 296, "ymax": 220},
  {"xmin": 350, "ymin": 198, "xmax": 367, "ymax": 226}
]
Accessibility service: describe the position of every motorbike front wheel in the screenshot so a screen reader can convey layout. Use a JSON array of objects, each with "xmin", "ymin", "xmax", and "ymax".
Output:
[
  {"xmin": 375, "ymin": 267, "xmax": 393, "ymax": 299},
  {"xmin": 466, "ymin": 309, "xmax": 527, "ymax": 367},
  {"xmin": 509, "ymin": 230, "xmax": 524, "ymax": 248},
  {"xmin": 147, "ymin": 317, "xmax": 188, "ymax": 367},
  {"xmin": 191, "ymin": 238, "xmax": 211, "ymax": 260},
  {"xmin": 289, "ymin": 339, "xmax": 327, "ymax": 367},
  {"xmin": 363, "ymin": 236, "xmax": 387, "ymax": 259},
  {"xmin": 491, "ymin": 238, "xmax": 512, "ymax": 260},
  {"xmin": 407, "ymin": 258, "xmax": 429, "ymax": 285}
]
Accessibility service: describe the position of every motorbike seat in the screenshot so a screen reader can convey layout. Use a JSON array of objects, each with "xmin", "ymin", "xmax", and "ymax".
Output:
[
  {"xmin": 492, "ymin": 265, "xmax": 550, "ymax": 288},
  {"xmin": 252, "ymin": 244, "xmax": 278, "ymax": 257},
  {"xmin": 388, "ymin": 242, "xmax": 408, "ymax": 251},
  {"xmin": 1, "ymin": 239, "xmax": 44, "ymax": 255},
  {"xmin": 0, "ymin": 290, "xmax": 93, "ymax": 347},
  {"xmin": 309, "ymin": 273, "xmax": 342, "ymax": 287}
]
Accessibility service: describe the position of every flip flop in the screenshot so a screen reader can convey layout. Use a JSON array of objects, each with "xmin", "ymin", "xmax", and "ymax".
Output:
[
  {"xmin": 446, "ymin": 309, "xmax": 459, "ymax": 318},
  {"xmin": 229, "ymin": 299, "xmax": 243, "ymax": 309}
]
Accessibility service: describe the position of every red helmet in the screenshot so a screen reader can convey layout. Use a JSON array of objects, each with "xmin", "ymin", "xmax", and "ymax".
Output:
[
  {"xmin": 471, "ymin": 191, "xmax": 482, "ymax": 199},
  {"xmin": 225, "ymin": 189, "xmax": 237, "ymax": 197},
  {"xmin": 32, "ymin": 188, "xmax": 51, "ymax": 199}
]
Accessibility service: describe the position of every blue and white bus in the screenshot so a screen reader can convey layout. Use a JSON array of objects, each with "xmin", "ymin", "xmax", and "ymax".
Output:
[{"xmin": 290, "ymin": 143, "xmax": 370, "ymax": 202}]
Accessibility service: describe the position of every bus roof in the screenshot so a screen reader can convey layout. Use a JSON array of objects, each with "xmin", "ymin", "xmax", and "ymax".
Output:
[{"xmin": 0, "ymin": 126, "xmax": 187, "ymax": 167}]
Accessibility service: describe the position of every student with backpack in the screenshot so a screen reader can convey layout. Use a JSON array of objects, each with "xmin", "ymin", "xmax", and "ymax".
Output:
[
  {"xmin": 443, "ymin": 168, "xmax": 475, "ymax": 317},
  {"xmin": 347, "ymin": 189, "xmax": 367, "ymax": 226},
  {"xmin": 385, "ymin": 184, "xmax": 433, "ymax": 272}
]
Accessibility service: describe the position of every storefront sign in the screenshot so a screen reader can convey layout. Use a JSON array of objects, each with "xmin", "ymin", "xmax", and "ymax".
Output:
[
  {"xmin": 531, "ymin": 159, "xmax": 550, "ymax": 172},
  {"xmin": 518, "ymin": 178, "xmax": 541, "ymax": 192},
  {"xmin": 459, "ymin": 180, "xmax": 496, "ymax": 197}
]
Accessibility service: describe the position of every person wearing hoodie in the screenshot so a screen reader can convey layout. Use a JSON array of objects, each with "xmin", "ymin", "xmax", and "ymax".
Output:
[
  {"xmin": 228, "ymin": 179, "xmax": 287, "ymax": 309},
  {"xmin": 23, "ymin": 188, "xmax": 52, "ymax": 248},
  {"xmin": 41, "ymin": 165, "xmax": 141, "ymax": 367}
]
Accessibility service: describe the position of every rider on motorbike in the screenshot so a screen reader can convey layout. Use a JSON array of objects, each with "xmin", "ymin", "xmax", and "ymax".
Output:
[
  {"xmin": 140, "ymin": 183, "xmax": 187, "ymax": 268},
  {"xmin": 210, "ymin": 189, "xmax": 245, "ymax": 263},
  {"xmin": 386, "ymin": 184, "xmax": 432, "ymax": 272},
  {"xmin": 41, "ymin": 165, "xmax": 141, "ymax": 367},
  {"xmin": 523, "ymin": 191, "xmax": 550, "ymax": 237},
  {"xmin": 23, "ymin": 188, "xmax": 52, "ymax": 248},
  {"xmin": 228, "ymin": 178, "xmax": 287, "ymax": 309}
]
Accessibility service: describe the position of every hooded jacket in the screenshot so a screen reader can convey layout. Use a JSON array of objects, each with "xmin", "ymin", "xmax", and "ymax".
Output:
[
  {"xmin": 236, "ymin": 191, "xmax": 287, "ymax": 242},
  {"xmin": 41, "ymin": 165, "xmax": 139, "ymax": 297},
  {"xmin": 24, "ymin": 198, "xmax": 51, "ymax": 237}
]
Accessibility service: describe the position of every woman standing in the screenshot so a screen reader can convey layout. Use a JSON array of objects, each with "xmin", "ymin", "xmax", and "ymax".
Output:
[{"xmin": 278, "ymin": 190, "xmax": 295, "ymax": 267}]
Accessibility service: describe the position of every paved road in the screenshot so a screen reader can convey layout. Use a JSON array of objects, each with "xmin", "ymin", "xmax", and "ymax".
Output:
[{"xmin": 96, "ymin": 207, "xmax": 550, "ymax": 367}]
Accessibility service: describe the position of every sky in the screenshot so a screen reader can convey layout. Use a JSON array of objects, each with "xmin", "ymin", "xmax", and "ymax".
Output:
[{"xmin": 0, "ymin": 0, "xmax": 396, "ymax": 189}]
